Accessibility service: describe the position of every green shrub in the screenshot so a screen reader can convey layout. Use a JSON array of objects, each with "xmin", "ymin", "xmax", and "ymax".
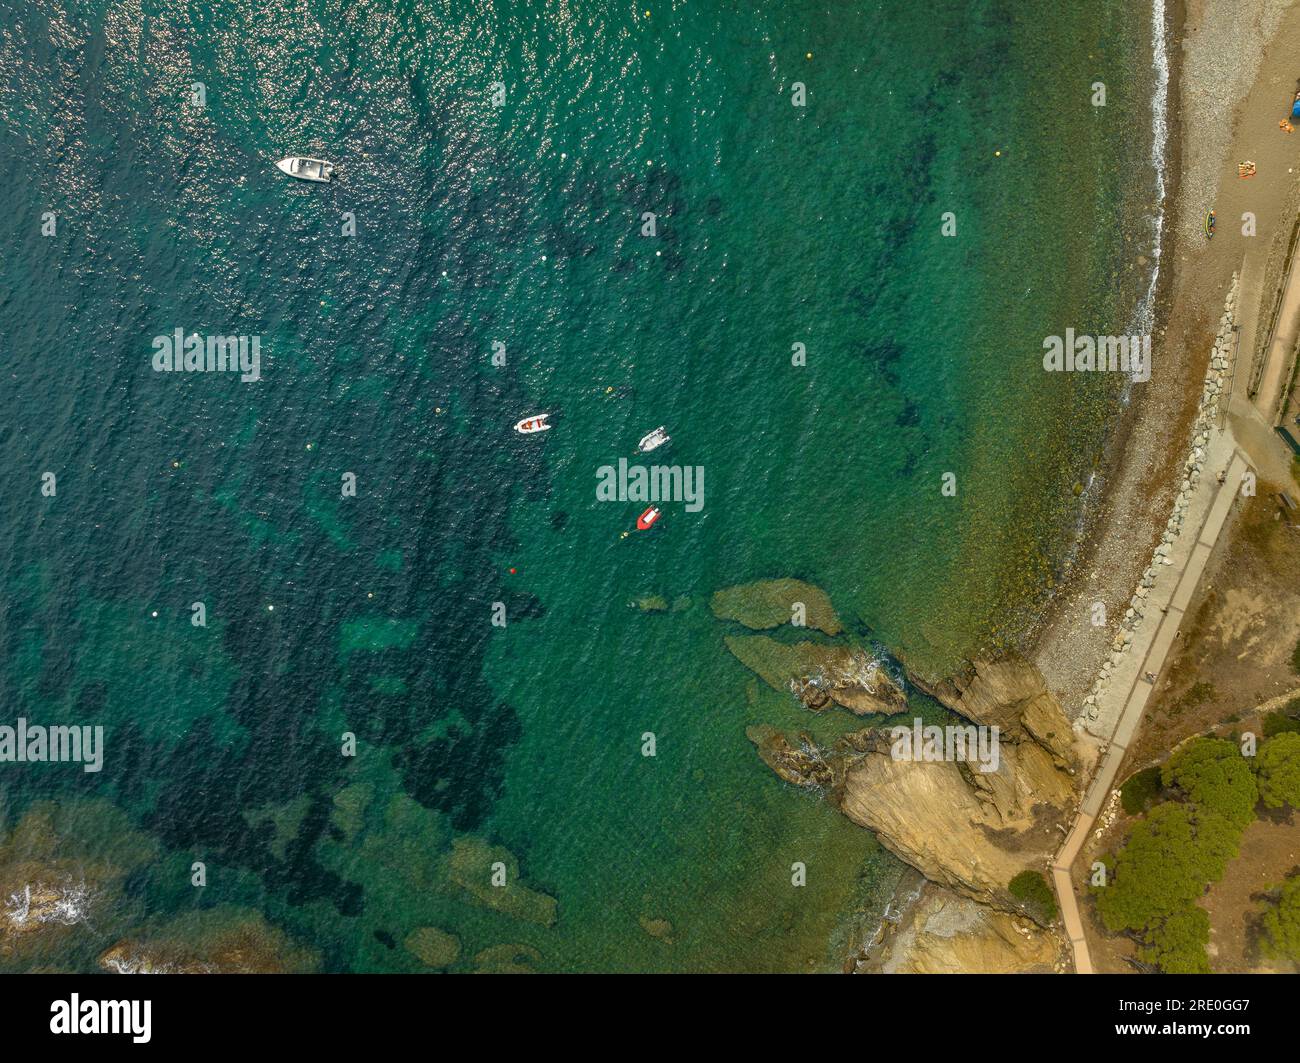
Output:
[
  {"xmin": 1162, "ymin": 737, "xmax": 1258, "ymax": 829},
  {"xmin": 1121, "ymin": 766, "xmax": 1164, "ymax": 815},
  {"xmin": 1292, "ymin": 637, "xmax": 1300, "ymax": 676},
  {"xmin": 1260, "ymin": 874, "xmax": 1300, "ymax": 965},
  {"xmin": 1258, "ymin": 732, "xmax": 1300, "ymax": 810},
  {"xmin": 1009, "ymin": 869, "xmax": 1058, "ymax": 923},
  {"xmin": 1138, "ymin": 905, "xmax": 1211, "ymax": 974},
  {"xmin": 1097, "ymin": 802, "xmax": 1240, "ymax": 933}
]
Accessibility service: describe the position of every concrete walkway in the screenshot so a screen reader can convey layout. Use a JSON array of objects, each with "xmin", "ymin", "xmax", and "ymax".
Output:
[
  {"xmin": 1230, "ymin": 252, "xmax": 1296, "ymax": 481},
  {"xmin": 1051, "ymin": 448, "xmax": 1251, "ymax": 974},
  {"xmin": 1254, "ymin": 223, "xmax": 1300, "ymax": 421}
]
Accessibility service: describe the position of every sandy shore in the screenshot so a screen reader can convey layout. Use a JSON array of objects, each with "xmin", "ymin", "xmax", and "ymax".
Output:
[
  {"xmin": 1032, "ymin": 0, "xmax": 1300, "ymax": 713},
  {"xmin": 845, "ymin": 0, "xmax": 1300, "ymax": 974}
]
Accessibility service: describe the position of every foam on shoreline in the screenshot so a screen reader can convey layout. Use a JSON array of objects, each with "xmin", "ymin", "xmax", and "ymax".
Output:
[{"xmin": 1135, "ymin": 0, "xmax": 1170, "ymax": 342}]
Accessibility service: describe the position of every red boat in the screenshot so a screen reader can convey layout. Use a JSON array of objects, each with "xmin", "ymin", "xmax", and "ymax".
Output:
[{"xmin": 636, "ymin": 506, "xmax": 661, "ymax": 530}]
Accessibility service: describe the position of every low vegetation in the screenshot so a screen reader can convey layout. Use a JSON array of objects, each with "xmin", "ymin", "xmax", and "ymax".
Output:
[
  {"xmin": 1166, "ymin": 681, "xmax": 1218, "ymax": 721},
  {"xmin": 1137, "ymin": 906, "xmax": 1212, "ymax": 974},
  {"xmin": 1009, "ymin": 869, "xmax": 1057, "ymax": 923},
  {"xmin": 1257, "ymin": 732, "xmax": 1300, "ymax": 810},
  {"xmin": 1259, "ymin": 874, "xmax": 1300, "ymax": 966},
  {"xmin": 1095, "ymin": 732, "xmax": 1300, "ymax": 972},
  {"xmin": 1161, "ymin": 737, "xmax": 1258, "ymax": 829},
  {"xmin": 1262, "ymin": 703, "xmax": 1300, "ymax": 737},
  {"xmin": 1120, "ymin": 766, "xmax": 1163, "ymax": 815}
]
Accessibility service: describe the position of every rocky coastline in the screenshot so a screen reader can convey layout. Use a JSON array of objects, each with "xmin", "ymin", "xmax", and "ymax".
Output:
[{"xmin": 749, "ymin": 654, "xmax": 1078, "ymax": 910}]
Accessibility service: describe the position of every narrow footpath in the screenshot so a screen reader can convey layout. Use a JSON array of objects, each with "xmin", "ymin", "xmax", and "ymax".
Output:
[{"xmin": 1052, "ymin": 449, "xmax": 1251, "ymax": 974}]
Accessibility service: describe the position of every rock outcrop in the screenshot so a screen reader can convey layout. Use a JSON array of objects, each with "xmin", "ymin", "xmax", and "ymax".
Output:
[
  {"xmin": 752, "ymin": 654, "xmax": 1079, "ymax": 909},
  {"xmin": 726, "ymin": 636, "xmax": 908, "ymax": 716},
  {"xmin": 1, "ymin": 880, "xmax": 93, "ymax": 956},
  {"xmin": 909, "ymin": 654, "xmax": 1076, "ymax": 770},
  {"xmin": 0, "ymin": 799, "xmax": 159, "ymax": 964},
  {"xmin": 865, "ymin": 885, "xmax": 1060, "ymax": 974}
]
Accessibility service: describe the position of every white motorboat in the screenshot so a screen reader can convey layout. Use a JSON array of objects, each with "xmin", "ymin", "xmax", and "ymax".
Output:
[
  {"xmin": 637, "ymin": 426, "xmax": 670, "ymax": 452},
  {"xmin": 276, "ymin": 156, "xmax": 335, "ymax": 183}
]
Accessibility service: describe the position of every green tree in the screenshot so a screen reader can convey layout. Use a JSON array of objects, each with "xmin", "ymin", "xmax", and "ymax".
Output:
[
  {"xmin": 1257, "ymin": 732, "xmax": 1300, "ymax": 811},
  {"xmin": 1162, "ymin": 737, "xmax": 1258, "ymax": 829},
  {"xmin": 1260, "ymin": 874, "xmax": 1300, "ymax": 965},
  {"xmin": 1097, "ymin": 802, "xmax": 1239, "ymax": 933},
  {"xmin": 1138, "ymin": 905, "xmax": 1211, "ymax": 974}
]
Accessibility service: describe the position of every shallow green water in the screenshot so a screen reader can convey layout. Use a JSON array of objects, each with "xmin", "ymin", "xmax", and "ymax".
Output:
[{"xmin": 0, "ymin": 0, "xmax": 1157, "ymax": 971}]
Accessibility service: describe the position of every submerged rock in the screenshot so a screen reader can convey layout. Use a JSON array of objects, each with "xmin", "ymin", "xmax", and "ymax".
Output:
[
  {"xmin": 443, "ymin": 837, "xmax": 558, "ymax": 927},
  {"xmin": 638, "ymin": 916, "xmax": 674, "ymax": 941},
  {"xmin": 726, "ymin": 636, "xmax": 907, "ymax": 716},
  {"xmin": 404, "ymin": 926, "xmax": 461, "ymax": 968},
  {"xmin": 710, "ymin": 579, "xmax": 841, "ymax": 635},
  {"xmin": 98, "ymin": 907, "xmax": 319, "ymax": 974}
]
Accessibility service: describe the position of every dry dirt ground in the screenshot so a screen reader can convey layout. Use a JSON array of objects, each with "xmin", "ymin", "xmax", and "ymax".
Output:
[
  {"xmin": 1078, "ymin": 488, "xmax": 1300, "ymax": 972},
  {"xmin": 1127, "ymin": 488, "xmax": 1300, "ymax": 768},
  {"xmin": 1202, "ymin": 812, "xmax": 1300, "ymax": 971}
]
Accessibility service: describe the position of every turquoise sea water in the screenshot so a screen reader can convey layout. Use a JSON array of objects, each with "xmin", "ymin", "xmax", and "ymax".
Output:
[{"xmin": 0, "ymin": 1, "xmax": 1158, "ymax": 971}]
